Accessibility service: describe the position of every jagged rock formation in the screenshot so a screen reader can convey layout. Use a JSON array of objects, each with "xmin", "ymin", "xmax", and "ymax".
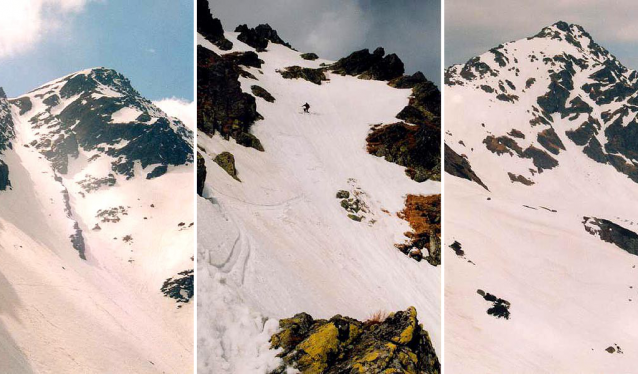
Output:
[
  {"xmin": 235, "ymin": 23, "xmax": 293, "ymax": 51},
  {"xmin": 197, "ymin": 0, "xmax": 232, "ymax": 50},
  {"xmin": 331, "ymin": 47, "xmax": 405, "ymax": 81},
  {"xmin": 197, "ymin": 46, "xmax": 264, "ymax": 151},
  {"xmin": 269, "ymin": 307, "xmax": 440, "ymax": 374}
]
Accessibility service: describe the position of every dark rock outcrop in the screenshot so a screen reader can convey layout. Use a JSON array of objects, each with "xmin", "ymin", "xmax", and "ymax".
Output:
[
  {"xmin": 235, "ymin": 24, "xmax": 292, "ymax": 51},
  {"xmin": 396, "ymin": 194, "xmax": 441, "ymax": 266},
  {"xmin": 389, "ymin": 72, "xmax": 429, "ymax": 89},
  {"xmin": 197, "ymin": 0, "xmax": 232, "ymax": 50},
  {"xmin": 161, "ymin": 269, "xmax": 194, "ymax": 303},
  {"xmin": 367, "ymin": 122, "xmax": 440, "ymax": 182},
  {"xmin": 251, "ymin": 85, "xmax": 275, "ymax": 102},
  {"xmin": 300, "ymin": 52, "xmax": 319, "ymax": 61},
  {"xmin": 0, "ymin": 160, "xmax": 10, "ymax": 191},
  {"xmin": 279, "ymin": 66, "xmax": 327, "ymax": 85},
  {"xmin": 197, "ymin": 152, "xmax": 206, "ymax": 196},
  {"xmin": 197, "ymin": 46, "xmax": 264, "ymax": 151},
  {"xmin": 331, "ymin": 47, "xmax": 405, "ymax": 81},
  {"xmin": 507, "ymin": 172, "xmax": 534, "ymax": 186},
  {"xmin": 583, "ymin": 217, "xmax": 638, "ymax": 256},
  {"xmin": 214, "ymin": 151, "xmax": 240, "ymax": 181},
  {"xmin": 444, "ymin": 144, "xmax": 489, "ymax": 190},
  {"xmin": 269, "ymin": 307, "xmax": 440, "ymax": 374},
  {"xmin": 477, "ymin": 289, "xmax": 511, "ymax": 320}
]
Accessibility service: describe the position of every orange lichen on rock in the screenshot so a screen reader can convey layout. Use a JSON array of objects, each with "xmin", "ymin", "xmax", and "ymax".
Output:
[{"xmin": 396, "ymin": 194, "xmax": 441, "ymax": 266}]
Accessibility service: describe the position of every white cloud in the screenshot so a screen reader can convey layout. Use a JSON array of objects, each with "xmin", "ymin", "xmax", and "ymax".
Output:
[
  {"xmin": 153, "ymin": 97, "xmax": 195, "ymax": 130},
  {"xmin": 0, "ymin": 0, "xmax": 89, "ymax": 59}
]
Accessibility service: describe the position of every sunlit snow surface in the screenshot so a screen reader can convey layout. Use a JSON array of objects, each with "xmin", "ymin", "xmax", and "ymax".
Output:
[{"xmin": 197, "ymin": 33, "xmax": 441, "ymax": 373}]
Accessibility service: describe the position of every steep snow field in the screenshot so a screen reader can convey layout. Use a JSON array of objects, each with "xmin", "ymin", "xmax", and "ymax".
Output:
[
  {"xmin": 198, "ymin": 33, "xmax": 441, "ymax": 372},
  {"xmin": 0, "ymin": 72, "xmax": 193, "ymax": 373},
  {"xmin": 445, "ymin": 23, "xmax": 638, "ymax": 373}
]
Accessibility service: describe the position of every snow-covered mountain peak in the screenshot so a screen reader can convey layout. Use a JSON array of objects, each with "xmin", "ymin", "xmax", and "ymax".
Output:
[
  {"xmin": 9, "ymin": 67, "xmax": 193, "ymax": 178},
  {"xmin": 445, "ymin": 22, "xmax": 638, "ymax": 194}
]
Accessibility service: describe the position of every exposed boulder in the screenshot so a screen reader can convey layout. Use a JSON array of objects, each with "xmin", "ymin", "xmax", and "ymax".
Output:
[
  {"xmin": 197, "ymin": 152, "xmax": 206, "ymax": 196},
  {"xmin": 279, "ymin": 66, "xmax": 327, "ymax": 85},
  {"xmin": 269, "ymin": 307, "xmax": 440, "ymax": 374},
  {"xmin": 300, "ymin": 52, "xmax": 319, "ymax": 61},
  {"xmin": 214, "ymin": 151, "xmax": 240, "ymax": 181},
  {"xmin": 331, "ymin": 47, "xmax": 405, "ymax": 81},
  {"xmin": 251, "ymin": 85, "xmax": 275, "ymax": 102},
  {"xmin": 196, "ymin": 0, "xmax": 232, "ymax": 50}
]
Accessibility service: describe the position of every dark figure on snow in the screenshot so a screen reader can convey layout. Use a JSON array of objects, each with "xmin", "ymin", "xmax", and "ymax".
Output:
[{"xmin": 302, "ymin": 103, "xmax": 310, "ymax": 113}]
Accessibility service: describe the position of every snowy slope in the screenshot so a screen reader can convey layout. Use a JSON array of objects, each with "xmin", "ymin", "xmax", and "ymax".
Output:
[
  {"xmin": 445, "ymin": 22, "xmax": 638, "ymax": 373},
  {"xmin": 0, "ymin": 69, "xmax": 194, "ymax": 373},
  {"xmin": 197, "ymin": 32, "xmax": 441, "ymax": 372}
]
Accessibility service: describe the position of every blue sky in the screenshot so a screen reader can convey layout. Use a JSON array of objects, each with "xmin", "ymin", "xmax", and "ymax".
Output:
[{"xmin": 0, "ymin": 0, "xmax": 193, "ymax": 101}]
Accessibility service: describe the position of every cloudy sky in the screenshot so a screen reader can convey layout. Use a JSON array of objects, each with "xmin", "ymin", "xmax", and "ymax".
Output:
[
  {"xmin": 0, "ymin": 0, "xmax": 194, "ymax": 103},
  {"xmin": 446, "ymin": 0, "xmax": 638, "ymax": 70},
  {"xmin": 210, "ymin": 0, "xmax": 442, "ymax": 86}
]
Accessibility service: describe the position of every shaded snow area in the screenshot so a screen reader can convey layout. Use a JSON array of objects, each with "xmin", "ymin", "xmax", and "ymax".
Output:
[
  {"xmin": 197, "ymin": 33, "xmax": 441, "ymax": 372},
  {"xmin": 445, "ymin": 22, "xmax": 638, "ymax": 373},
  {"xmin": 0, "ymin": 69, "xmax": 194, "ymax": 373}
]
